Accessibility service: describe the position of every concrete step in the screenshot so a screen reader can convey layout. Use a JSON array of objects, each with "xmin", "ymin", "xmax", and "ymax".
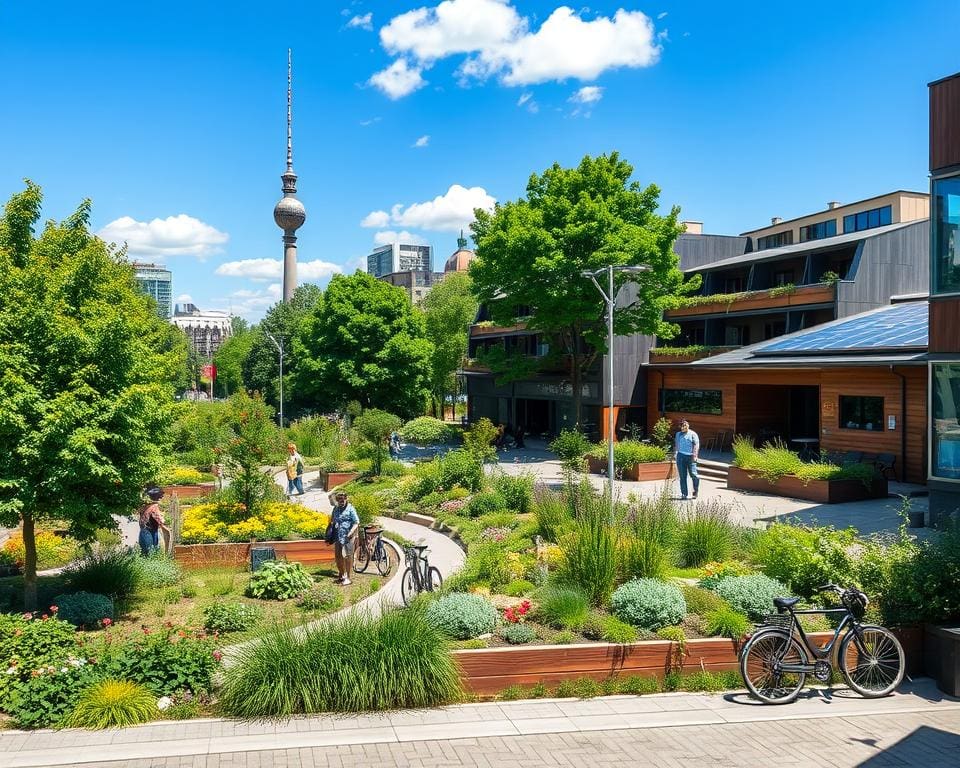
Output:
[{"xmin": 696, "ymin": 458, "xmax": 729, "ymax": 482}]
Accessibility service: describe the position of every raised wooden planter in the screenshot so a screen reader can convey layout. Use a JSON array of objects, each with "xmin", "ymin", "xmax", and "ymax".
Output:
[
  {"xmin": 665, "ymin": 284, "xmax": 836, "ymax": 319},
  {"xmin": 648, "ymin": 347, "xmax": 739, "ymax": 364},
  {"xmin": 924, "ymin": 624, "xmax": 960, "ymax": 696},
  {"xmin": 319, "ymin": 471, "xmax": 361, "ymax": 491},
  {"xmin": 161, "ymin": 483, "xmax": 216, "ymax": 499},
  {"xmin": 727, "ymin": 466, "xmax": 887, "ymax": 504},
  {"xmin": 455, "ymin": 626, "xmax": 923, "ymax": 697},
  {"xmin": 586, "ymin": 455, "xmax": 676, "ymax": 481},
  {"xmin": 173, "ymin": 539, "xmax": 335, "ymax": 569}
]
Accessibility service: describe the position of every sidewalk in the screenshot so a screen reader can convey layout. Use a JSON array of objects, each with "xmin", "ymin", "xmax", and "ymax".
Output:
[{"xmin": 0, "ymin": 679, "xmax": 956, "ymax": 767}]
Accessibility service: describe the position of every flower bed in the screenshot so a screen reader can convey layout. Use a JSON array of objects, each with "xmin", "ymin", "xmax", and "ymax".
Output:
[
  {"xmin": 727, "ymin": 466, "xmax": 888, "ymax": 503},
  {"xmin": 319, "ymin": 470, "xmax": 361, "ymax": 490},
  {"xmin": 180, "ymin": 501, "xmax": 329, "ymax": 544},
  {"xmin": 161, "ymin": 483, "xmax": 216, "ymax": 499}
]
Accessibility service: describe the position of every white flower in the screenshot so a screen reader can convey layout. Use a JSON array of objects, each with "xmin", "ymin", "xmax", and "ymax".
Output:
[
  {"xmin": 5, "ymin": 667, "xmax": 15, "ymax": 675},
  {"xmin": 157, "ymin": 696, "xmax": 173, "ymax": 711}
]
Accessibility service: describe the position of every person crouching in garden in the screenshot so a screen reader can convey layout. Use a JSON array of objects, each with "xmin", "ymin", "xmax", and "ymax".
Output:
[
  {"xmin": 286, "ymin": 442, "xmax": 304, "ymax": 496},
  {"xmin": 328, "ymin": 490, "xmax": 359, "ymax": 586},
  {"xmin": 138, "ymin": 487, "xmax": 169, "ymax": 556}
]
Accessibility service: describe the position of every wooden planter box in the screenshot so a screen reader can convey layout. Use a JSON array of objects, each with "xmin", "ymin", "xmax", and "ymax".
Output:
[
  {"xmin": 454, "ymin": 626, "xmax": 922, "ymax": 697},
  {"xmin": 924, "ymin": 624, "xmax": 960, "ymax": 696},
  {"xmin": 161, "ymin": 483, "xmax": 216, "ymax": 499},
  {"xmin": 319, "ymin": 471, "xmax": 361, "ymax": 491},
  {"xmin": 727, "ymin": 466, "xmax": 887, "ymax": 504},
  {"xmin": 173, "ymin": 539, "xmax": 335, "ymax": 569},
  {"xmin": 666, "ymin": 284, "xmax": 836, "ymax": 319},
  {"xmin": 586, "ymin": 455, "xmax": 676, "ymax": 481}
]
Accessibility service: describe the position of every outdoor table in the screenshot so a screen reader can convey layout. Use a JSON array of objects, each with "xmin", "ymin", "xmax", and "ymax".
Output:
[{"xmin": 791, "ymin": 437, "xmax": 819, "ymax": 461}]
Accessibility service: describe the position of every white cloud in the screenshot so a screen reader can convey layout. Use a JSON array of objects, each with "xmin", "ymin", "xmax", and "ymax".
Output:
[
  {"xmin": 215, "ymin": 258, "xmax": 342, "ymax": 283},
  {"xmin": 373, "ymin": 230, "xmax": 429, "ymax": 246},
  {"xmin": 211, "ymin": 284, "xmax": 284, "ymax": 320},
  {"xmin": 413, "ymin": 134, "xmax": 430, "ymax": 148},
  {"xmin": 369, "ymin": 59, "xmax": 426, "ymax": 99},
  {"xmin": 98, "ymin": 214, "xmax": 228, "ymax": 260},
  {"xmin": 517, "ymin": 92, "xmax": 532, "ymax": 105},
  {"xmin": 657, "ymin": 11, "xmax": 668, "ymax": 19},
  {"xmin": 363, "ymin": 184, "xmax": 496, "ymax": 233},
  {"xmin": 176, "ymin": 293, "xmax": 193, "ymax": 303},
  {"xmin": 374, "ymin": 1, "xmax": 661, "ymax": 96},
  {"xmin": 359, "ymin": 116, "xmax": 382, "ymax": 126},
  {"xmin": 346, "ymin": 12, "xmax": 373, "ymax": 30},
  {"xmin": 570, "ymin": 85, "xmax": 603, "ymax": 104},
  {"xmin": 517, "ymin": 91, "xmax": 539, "ymax": 113}
]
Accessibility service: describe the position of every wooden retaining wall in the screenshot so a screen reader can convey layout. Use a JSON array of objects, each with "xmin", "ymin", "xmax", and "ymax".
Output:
[{"xmin": 173, "ymin": 539, "xmax": 335, "ymax": 569}]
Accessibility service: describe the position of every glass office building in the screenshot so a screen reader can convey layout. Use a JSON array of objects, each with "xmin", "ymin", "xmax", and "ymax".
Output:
[{"xmin": 133, "ymin": 262, "xmax": 173, "ymax": 318}]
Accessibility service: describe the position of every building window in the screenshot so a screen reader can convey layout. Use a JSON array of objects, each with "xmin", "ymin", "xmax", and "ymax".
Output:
[
  {"xmin": 932, "ymin": 175, "xmax": 960, "ymax": 295},
  {"xmin": 799, "ymin": 219, "xmax": 837, "ymax": 242},
  {"xmin": 724, "ymin": 325, "xmax": 749, "ymax": 346},
  {"xmin": 839, "ymin": 395, "xmax": 884, "ymax": 431},
  {"xmin": 662, "ymin": 388, "xmax": 722, "ymax": 415},
  {"xmin": 757, "ymin": 231, "xmax": 793, "ymax": 250},
  {"xmin": 932, "ymin": 363, "xmax": 960, "ymax": 480},
  {"xmin": 723, "ymin": 276, "xmax": 744, "ymax": 293},
  {"xmin": 842, "ymin": 205, "xmax": 892, "ymax": 234},
  {"xmin": 763, "ymin": 320, "xmax": 786, "ymax": 340},
  {"xmin": 773, "ymin": 269, "xmax": 794, "ymax": 286}
]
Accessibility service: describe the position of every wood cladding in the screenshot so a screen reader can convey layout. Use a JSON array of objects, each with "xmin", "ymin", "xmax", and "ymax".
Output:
[
  {"xmin": 930, "ymin": 73, "xmax": 960, "ymax": 172},
  {"xmin": 930, "ymin": 298, "xmax": 960, "ymax": 353}
]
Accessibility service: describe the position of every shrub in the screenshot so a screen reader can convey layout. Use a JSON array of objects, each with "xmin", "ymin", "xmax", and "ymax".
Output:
[
  {"xmin": 650, "ymin": 417, "xmax": 673, "ymax": 449},
  {"xmin": 588, "ymin": 440, "xmax": 667, "ymax": 470},
  {"xmin": 1, "ymin": 531, "xmax": 77, "ymax": 570},
  {"xmin": 478, "ymin": 511, "xmax": 517, "ymax": 530},
  {"xmin": 704, "ymin": 607, "xmax": 751, "ymax": 639},
  {"xmin": 503, "ymin": 579, "xmax": 536, "ymax": 597},
  {"xmin": 681, "ymin": 585, "xmax": 730, "ymax": 616},
  {"xmin": 456, "ymin": 540, "xmax": 512, "ymax": 589},
  {"xmin": 466, "ymin": 491, "xmax": 507, "ymax": 518},
  {"xmin": 493, "ymin": 472, "xmax": 534, "ymax": 513},
  {"xmin": 549, "ymin": 429, "xmax": 591, "ymax": 470},
  {"xmin": 7, "ymin": 664, "xmax": 100, "ymax": 729},
  {"xmin": 245, "ymin": 560, "xmax": 314, "ymax": 600},
  {"xmin": 135, "ymin": 553, "xmax": 182, "ymax": 587},
  {"xmin": 379, "ymin": 460, "xmax": 406, "ymax": 477},
  {"xmin": 53, "ymin": 592, "xmax": 114, "ymax": 629},
  {"xmin": 157, "ymin": 466, "xmax": 208, "ymax": 486},
  {"xmin": 64, "ymin": 680, "xmax": 158, "ymax": 729},
  {"xmin": 425, "ymin": 593, "xmax": 498, "ymax": 639},
  {"xmin": 64, "ymin": 549, "xmax": 141, "ymax": 601},
  {"xmin": 611, "ymin": 579, "xmax": 686, "ymax": 631},
  {"xmin": 533, "ymin": 487, "xmax": 571, "ymax": 542},
  {"xmin": 349, "ymin": 491, "xmax": 382, "ymax": 527},
  {"xmin": 581, "ymin": 613, "xmax": 638, "ymax": 643},
  {"xmin": 620, "ymin": 491, "xmax": 678, "ymax": 581},
  {"xmin": 400, "ymin": 416, "xmax": 454, "ymax": 445},
  {"xmin": 885, "ymin": 525, "xmax": 960, "ymax": 625},
  {"xmin": 501, "ymin": 623, "xmax": 537, "ymax": 645},
  {"xmin": 697, "ymin": 560, "xmax": 754, "ymax": 591},
  {"xmin": 297, "ymin": 583, "xmax": 345, "ymax": 612},
  {"xmin": 552, "ymin": 630, "xmax": 575, "ymax": 644},
  {"xmin": 439, "ymin": 449, "xmax": 485, "ymax": 492},
  {"xmin": 0, "ymin": 613, "xmax": 78, "ymax": 709},
  {"xmin": 557, "ymin": 494, "xmax": 617, "ymax": 605},
  {"xmin": 677, "ymin": 500, "xmax": 733, "ymax": 566},
  {"xmin": 218, "ymin": 606, "xmax": 462, "ymax": 716},
  {"xmin": 711, "ymin": 574, "xmax": 788, "ymax": 621},
  {"xmin": 202, "ymin": 601, "xmax": 263, "ymax": 633},
  {"xmin": 751, "ymin": 523, "xmax": 857, "ymax": 598},
  {"xmin": 462, "ymin": 418, "xmax": 498, "ymax": 462},
  {"xmin": 538, "ymin": 585, "xmax": 590, "ymax": 629}
]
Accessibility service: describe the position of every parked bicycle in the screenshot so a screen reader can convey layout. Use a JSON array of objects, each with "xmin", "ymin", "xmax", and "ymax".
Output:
[
  {"xmin": 401, "ymin": 545, "xmax": 442, "ymax": 605},
  {"xmin": 354, "ymin": 524, "xmax": 391, "ymax": 577},
  {"xmin": 739, "ymin": 584, "xmax": 905, "ymax": 704}
]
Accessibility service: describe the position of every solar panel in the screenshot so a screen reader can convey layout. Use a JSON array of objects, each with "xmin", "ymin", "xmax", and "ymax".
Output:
[{"xmin": 756, "ymin": 301, "xmax": 928, "ymax": 355}]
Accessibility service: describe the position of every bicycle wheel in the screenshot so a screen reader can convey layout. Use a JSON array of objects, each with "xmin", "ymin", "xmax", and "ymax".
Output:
[
  {"xmin": 740, "ymin": 630, "xmax": 808, "ymax": 704},
  {"xmin": 375, "ymin": 543, "xmax": 391, "ymax": 576},
  {"xmin": 426, "ymin": 566, "xmax": 443, "ymax": 592},
  {"xmin": 839, "ymin": 625, "xmax": 905, "ymax": 698},
  {"xmin": 400, "ymin": 568, "xmax": 418, "ymax": 605},
  {"xmin": 354, "ymin": 540, "xmax": 370, "ymax": 573}
]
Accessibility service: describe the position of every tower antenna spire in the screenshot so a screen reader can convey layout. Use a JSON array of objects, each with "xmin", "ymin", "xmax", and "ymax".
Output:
[
  {"xmin": 286, "ymin": 48, "xmax": 293, "ymax": 172},
  {"xmin": 274, "ymin": 48, "xmax": 306, "ymax": 303}
]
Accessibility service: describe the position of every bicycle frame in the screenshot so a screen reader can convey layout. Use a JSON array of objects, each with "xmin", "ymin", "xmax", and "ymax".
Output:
[
  {"xmin": 761, "ymin": 605, "xmax": 864, "ymax": 674},
  {"xmin": 404, "ymin": 548, "xmax": 430, "ymax": 591}
]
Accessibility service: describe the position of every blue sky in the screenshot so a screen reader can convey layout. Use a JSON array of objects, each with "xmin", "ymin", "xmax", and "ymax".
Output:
[{"xmin": 1, "ymin": 0, "xmax": 957, "ymax": 320}]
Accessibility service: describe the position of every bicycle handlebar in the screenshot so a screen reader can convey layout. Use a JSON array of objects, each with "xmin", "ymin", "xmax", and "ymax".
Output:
[{"xmin": 815, "ymin": 584, "xmax": 843, "ymax": 593}]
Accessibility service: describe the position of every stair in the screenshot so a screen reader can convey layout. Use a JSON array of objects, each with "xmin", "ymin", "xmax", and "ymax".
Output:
[{"xmin": 697, "ymin": 458, "xmax": 729, "ymax": 483}]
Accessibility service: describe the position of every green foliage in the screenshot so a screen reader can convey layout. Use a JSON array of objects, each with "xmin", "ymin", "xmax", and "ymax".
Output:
[
  {"xmin": 421, "ymin": 272, "xmax": 478, "ymax": 416},
  {"xmin": 212, "ymin": 328, "xmax": 256, "ymax": 398},
  {"xmin": 710, "ymin": 574, "xmax": 788, "ymax": 620},
  {"xmin": 353, "ymin": 408, "xmax": 403, "ymax": 476},
  {"xmin": 219, "ymin": 606, "xmax": 462, "ymax": 716},
  {"xmin": 64, "ymin": 679, "xmax": 158, "ymax": 729},
  {"xmin": 650, "ymin": 417, "xmax": 673, "ymax": 449},
  {"xmin": 503, "ymin": 579, "xmax": 536, "ymax": 597},
  {"xmin": 681, "ymin": 584, "xmax": 731, "ymax": 616},
  {"xmin": 245, "ymin": 560, "xmax": 314, "ymax": 600},
  {"xmin": 768, "ymin": 282, "xmax": 796, "ymax": 298},
  {"xmin": 538, "ymin": 585, "xmax": 590, "ymax": 629},
  {"xmin": 704, "ymin": 607, "xmax": 751, "ymax": 639},
  {"xmin": 99, "ymin": 625, "xmax": 218, "ymax": 696},
  {"xmin": 426, "ymin": 592, "xmax": 498, "ymax": 639},
  {"xmin": 551, "ymin": 630, "xmax": 575, "ymax": 644},
  {"xmin": 462, "ymin": 417, "xmax": 499, "ymax": 462},
  {"xmin": 0, "ymin": 613, "xmax": 78, "ymax": 710},
  {"xmin": 219, "ymin": 391, "xmax": 283, "ymax": 517},
  {"xmin": 885, "ymin": 525, "xmax": 960, "ymax": 625},
  {"xmin": 297, "ymin": 583, "xmax": 345, "ymax": 612},
  {"xmin": 202, "ymin": 601, "xmax": 263, "ymax": 633},
  {"xmin": 52, "ymin": 592, "xmax": 114, "ymax": 628},
  {"xmin": 820, "ymin": 270, "xmax": 841, "ymax": 285},
  {"xmin": 620, "ymin": 491, "xmax": 678, "ymax": 581},
  {"xmin": 7, "ymin": 664, "xmax": 99, "ymax": 729},
  {"xmin": 157, "ymin": 466, "xmax": 209, "ymax": 486},
  {"xmin": 466, "ymin": 491, "xmax": 507, "ymax": 518},
  {"xmin": 400, "ymin": 416, "xmax": 455, "ymax": 445},
  {"xmin": 285, "ymin": 415, "xmax": 337, "ymax": 458},
  {"xmin": 733, "ymin": 437, "xmax": 877, "ymax": 485},
  {"xmin": 677, "ymin": 500, "xmax": 733, "ymax": 567},
  {"xmin": 532, "ymin": 487, "xmax": 571, "ymax": 542},
  {"xmin": 751, "ymin": 523, "xmax": 857, "ymax": 597},
  {"xmin": 295, "ymin": 272, "xmax": 433, "ymax": 419},
  {"xmin": 349, "ymin": 491, "xmax": 382, "ymax": 527},
  {"xmin": 134, "ymin": 552, "xmax": 182, "ymax": 588},
  {"xmin": 589, "ymin": 440, "xmax": 667, "ymax": 469},
  {"xmin": 697, "ymin": 560, "xmax": 753, "ymax": 591},
  {"xmin": 650, "ymin": 345, "xmax": 718, "ymax": 357},
  {"xmin": 501, "ymin": 623, "xmax": 537, "ymax": 645},
  {"xmin": 169, "ymin": 401, "xmax": 232, "ymax": 469},
  {"xmin": 581, "ymin": 612, "xmax": 638, "ymax": 643},
  {"xmin": 439, "ymin": 449, "xmax": 484, "ymax": 492},
  {"xmin": 611, "ymin": 579, "xmax": 686, "ymax": 630},
  {"xmin": 557, "ymin": 492, "xmax": 618, "ymax": 605},
  {"xmin": 64, "ymin": 549, "xmax": 141, "ymax": 601},
  {"xmin": 549, "ymin": 429, "xmax": 591, "ymax": 470}
]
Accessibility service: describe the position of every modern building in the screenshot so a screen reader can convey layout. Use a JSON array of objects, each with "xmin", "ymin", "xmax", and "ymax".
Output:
[
  {"xmin": 132, "ymin": 262, "xmax": 172, "ymax": 318},
  {"xmin": 380, "ymin": 269, "xmax": 445, "ymax": 305},
  {"xmin": 273, "ymin": 49, "xmax": 306, "ymax": 303},
  {"xmin": 367, "ymin": 242, "xmax": 433, "ymax": 278},
  {"xmin": 928, "ymin": 72, "xmax": 960, "ymax": 523},
  {"xmin": 171, "ymin": 303, "xmax": 232, "ymax": 357}
]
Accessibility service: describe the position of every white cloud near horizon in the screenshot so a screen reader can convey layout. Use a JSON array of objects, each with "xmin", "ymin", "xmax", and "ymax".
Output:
[
  {"xmin": 215, "ymin": 257, "xmax": 342, "ymax": 283},
  {"xmin": 361, "ymin": 184, "xmax": 496, "ymax": 233},
  {"xmin": 369, "ymin": 58, "xmax": 426, "ymax": 99},
  {"xmin": 98, "ymin": 214, "xmax": 228, "ymax": 259},
  {"xmin": 346, "ymin": 12, "xmax": 373, "ymax": 30},
  {"xmin": 372, "ymin": 230, "xmax": 430, "ymax": 246},
  {"xmin": 413, "ymin": 134, "xmax": 430, "ymax": 148}
]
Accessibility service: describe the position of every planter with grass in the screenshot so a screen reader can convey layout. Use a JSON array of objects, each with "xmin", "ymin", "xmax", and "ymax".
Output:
[
  {"xmin": 585, "ymin": 441, "xmax": 676, "ymax": 481},
  {"xmin": 160, "ymin": 483, "xmax": 217, "ymax": 499},
  {"xmin": 173, "ymin": 539, "xmax": 336, "ymax": 569}
]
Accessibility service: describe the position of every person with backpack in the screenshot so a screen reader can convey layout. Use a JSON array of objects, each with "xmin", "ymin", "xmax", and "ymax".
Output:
[
  {"xmin": 138, "ymin": 487, "xmax": 169, "ymax": 556},
  {"xmin": 286, "ymin": 442, "xmax": 304, "ymax": 496}
]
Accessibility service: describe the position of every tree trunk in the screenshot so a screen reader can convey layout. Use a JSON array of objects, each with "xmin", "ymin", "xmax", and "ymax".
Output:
[{"xmin": 22, "ymin": 514, "xmax": 37, "ymax": 612}]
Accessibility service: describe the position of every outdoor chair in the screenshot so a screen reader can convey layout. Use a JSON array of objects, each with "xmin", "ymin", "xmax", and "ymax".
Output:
[
  {"xmin": 874, "ymin": 453, "xmax": 897, "ymax": 480},
  {"xmin": 842, "ymin": 451, "xmax": 864, "ymax": 465}
]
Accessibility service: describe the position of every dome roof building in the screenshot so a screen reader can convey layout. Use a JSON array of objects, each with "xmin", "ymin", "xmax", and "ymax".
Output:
[{"xmin": 444, "ymin": 231, "xmax": 476, "ymax": 273}]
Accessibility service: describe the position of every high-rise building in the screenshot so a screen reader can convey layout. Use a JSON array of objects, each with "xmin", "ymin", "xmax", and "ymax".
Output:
[
  {"xmin": 132, "ymin": 262, "xmax": 173, "ymax": 318},
  {"xmin": 273, "ymin": 49, "xmax": 305, "ymax": 303},
  {"xmin": 171, "ymin": 303, "xmax": 232, "ymax": 357},
  {"xmin": 366, "ymin": 242, "xmax": 433, "ymax": 278}
]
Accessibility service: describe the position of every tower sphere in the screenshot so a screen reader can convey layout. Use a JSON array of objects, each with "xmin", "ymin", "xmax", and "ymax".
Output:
[{"xmin": 274, "ymin": 196, "xmax": 306, "ymax": 231}]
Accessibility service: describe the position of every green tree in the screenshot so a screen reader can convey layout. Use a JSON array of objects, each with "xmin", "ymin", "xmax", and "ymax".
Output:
[
  {"xmin": 353, "ymin": 409, "xmax": 402, "ymax": 476},
  {"xmin": 213, "ymin": 329, "xmax": 255, "ymax": 397},
  {"xmin": 421, "ymin": 271, "xmax": 478, "ymax": 418},
  {"xmin": 0, "ymin": 181, "xmax": 185, "ymax": 610},
  {"xmin": 295, "ymin": 272, "xmax": 433, "ymax": 419},
  {"xmin": 218, "ymin": 391, "xmax": 281, "ymax": 516},
  {"xmin": 470, "ymin": 153, "xmax": 695, "ymax": 426}
]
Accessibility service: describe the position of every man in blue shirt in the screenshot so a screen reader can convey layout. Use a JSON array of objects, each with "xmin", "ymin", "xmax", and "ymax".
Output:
[
  {"xmin": 328, "ymin": 490, "xmax": 360, "ymax": 585},
  {"xmin": 674, "ymin": 420, "xmax": 700, "ymax": 500}
]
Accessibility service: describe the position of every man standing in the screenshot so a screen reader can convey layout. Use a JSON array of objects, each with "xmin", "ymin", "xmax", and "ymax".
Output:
[
  {"xmin": 327, "ymin": 490, "xmax": 359, "ymax": 586},
  {"xmin": 674, "ymin": 420, "xmax": 700, "ymax": 500},
  {"xmin": 138, "ymin": 487, "xmax": 170, "ymax": 556},
  {"xmin": 286, "ymin": 443, "xmax": 304, "ymax": 496}
]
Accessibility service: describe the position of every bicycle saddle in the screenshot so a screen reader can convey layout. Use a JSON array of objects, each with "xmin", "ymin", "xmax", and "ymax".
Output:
[
  {"xmin": 409, "ymin": 544, "xmax": 429, "ymax": 552},
  {"xmin": 773, "ymin": 596, "xmax": 800, "ymax": 611}
]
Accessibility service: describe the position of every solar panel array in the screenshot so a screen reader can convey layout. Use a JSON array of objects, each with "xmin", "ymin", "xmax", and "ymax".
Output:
[{"xmin": 756, "ymin": 301, "xmax": 928, "ymax": 355}]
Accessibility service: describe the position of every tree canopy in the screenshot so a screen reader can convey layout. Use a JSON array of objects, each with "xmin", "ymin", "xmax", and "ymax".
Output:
[
  {"xmin": 470, "ymin": 152, "xmax": 694, "ymax": 424},
  {"xmin": 421, "ymin": 271, "xmax": 478, "ymax": 417},
  {"xmin": 0, "ymin": 181, "xmax": 185, "ymax": 609},
  {"xmin": 295, "ymin": 272, "xmax": 433, "ymax": 419}
]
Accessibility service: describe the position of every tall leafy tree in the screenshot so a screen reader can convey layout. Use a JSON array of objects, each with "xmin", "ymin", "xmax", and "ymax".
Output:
[
  {"xmin": 295, "ymin": 272, "xmax": 433, "ymax": 419},
  {"xmin": 421, "ymin": 272, "xmax": 478, "ymax": 418},
  {"xmin": 213, "ymin": 328, "xmax": 255, "ymax": 397},
  {"xmin": 0, "ymin": 182, "xmax": 185, "ymax": 609},
  {"xmin": 470, "ymin": 152, "xmax": 695, "ymax": 425}
]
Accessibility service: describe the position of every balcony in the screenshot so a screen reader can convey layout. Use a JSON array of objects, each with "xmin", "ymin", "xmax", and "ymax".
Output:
[
  {"xmin": 470, "ymin": 321, "xmax": 529, "ymax": 337},
  {"xmin": 665, "ymin": 282, "xmax": 836, "ymax": 320},
  {"xmin": 648, "ymin": 346, "xmax": 740, "ymax": 364}
]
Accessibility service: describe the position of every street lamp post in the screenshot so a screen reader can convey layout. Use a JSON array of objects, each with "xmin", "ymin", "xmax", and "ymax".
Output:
[
  {"xmin": 582, "ymin": 264, "xmax": 651, "ymax": 511},
  {"xmin": 265, "ymin": 332, "xmax": 285, "ymax": 428}
]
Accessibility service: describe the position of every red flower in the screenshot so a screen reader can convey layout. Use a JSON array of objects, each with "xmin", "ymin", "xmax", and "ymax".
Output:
[
  {"xmin": 212, "ymin": 650, "xmax": 223, "ymax": 662},
  {"xmin": 41, "ymin": 614, "xmax": 49, "ymax": 620},
  {"xmin": 50, "ymin": 605, "xmax": 59, "ymax": 613},
  {"xmin": 102, "ymin": 618, "xmax": 113, "ymax": 627},
  {"xmin": 21, "ymin": 612, "xmax": 32, "ymax": 620}
]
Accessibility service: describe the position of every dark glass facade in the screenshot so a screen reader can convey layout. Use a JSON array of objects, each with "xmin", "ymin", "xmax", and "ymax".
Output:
[
  {"xmin": 839, "ymin": 395, "xmax": 884, "ymax": 431},
  {"xmin": 843, "ymin": 205, "xmax": 892, "ymax": 234},
  {"xmin": 932, "ymin": 175, "xmax": 960, "ymax": 295},
  {"xmin": 662, "ymin": 388, "xmax": 722, "ymax": 415},
  {"xmin": 799, "ymin": 219, "xmax": 838, "ymax": 242},
  {"xmin": 757, "ymin": 231, "xmax": 793, "ymax": 250},
  {"xmin": 932, "ymin": 363, "xmax": 960, "ymax": 480}
]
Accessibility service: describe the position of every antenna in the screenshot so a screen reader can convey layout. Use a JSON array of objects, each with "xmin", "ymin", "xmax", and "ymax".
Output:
[{"xmin": 286, "ymin": 48, "xmax": 293, "ymax": 172}]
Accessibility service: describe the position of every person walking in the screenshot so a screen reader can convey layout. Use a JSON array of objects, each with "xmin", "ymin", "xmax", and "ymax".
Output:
[
  {"xmin": 389, "ymin": 430, "xmax": 401, "ymax": 459},
  {"xmin": 138, "ymin": 487, "xmax": 169, "ymax": 556},
  {"xmin": 286, "ymin": 443, "xmax": 304, "ymax": 496},
  {"xmin": 328, "ymin": 490, "xmax": 359, "ymax": 585},
  {"xmin": 674, "ymin": 420, "xmax": 700, "ymax": 500}
]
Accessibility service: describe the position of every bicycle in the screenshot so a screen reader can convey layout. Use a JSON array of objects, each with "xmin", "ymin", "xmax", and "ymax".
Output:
[
  {"xmin": 739, "ymin": 584, "xmax": 905, "ymax": 704},
  {"xmin": 400, "ymin": 545, "xmax": 442, "ymax": 605},
  {"xmin": 354, "ymin": 525, "xmax": 391, "ymax": 577}
]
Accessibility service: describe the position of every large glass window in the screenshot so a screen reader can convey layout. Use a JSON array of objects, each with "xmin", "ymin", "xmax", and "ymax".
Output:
[
  {"xmin": 839, "ymin": 395, "xmax": 883, "ymax": 431},
  {"xmin": 799, "ymin": 219, "xmax": 838, "ymax": 242},
  {"xmin": 757, "ymin": 231, "xmax": 793, "ymax": 250},
  {"xmin": 932, "ymin": 363, "xmax": 960, "ymax": 480},
  {"xmin": 662, "ymin": 388, "xmax": 722, "ymax": 415},
  {"xmin": 932, "ymin": 176, "xmax": 960, "ymax": 295},
  {"xmin": 843, "ymin": 205, "xmax": 892, "ymax": 234}
]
